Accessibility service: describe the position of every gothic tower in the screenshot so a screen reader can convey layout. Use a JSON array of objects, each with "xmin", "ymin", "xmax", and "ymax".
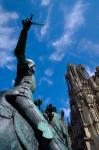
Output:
[{"xmin": 66, "ymin": 64, "xmax": 99, "ymax": 150}]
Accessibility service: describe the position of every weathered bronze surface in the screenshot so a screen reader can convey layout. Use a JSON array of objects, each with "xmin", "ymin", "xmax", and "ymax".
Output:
[{"xmin": 0, "ymin": 16, "xmax": 71, "ymax": 150}]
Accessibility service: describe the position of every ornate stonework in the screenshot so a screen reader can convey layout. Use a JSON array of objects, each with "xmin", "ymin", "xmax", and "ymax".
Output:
[{"xmin": 66, "ymin": 64, "xmax": 99, "ymax": 150}]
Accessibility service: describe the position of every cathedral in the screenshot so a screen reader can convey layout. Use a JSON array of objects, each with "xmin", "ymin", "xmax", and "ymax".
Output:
[{"xmin": 66, "ymin": 65, "xmax": 99, "ymax": 150}]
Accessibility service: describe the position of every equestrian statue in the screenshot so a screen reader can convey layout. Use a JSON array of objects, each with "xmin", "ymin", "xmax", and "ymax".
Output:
[{"xmin": 0, "ymin": 15, "xmax": 71, "ymax": 150}]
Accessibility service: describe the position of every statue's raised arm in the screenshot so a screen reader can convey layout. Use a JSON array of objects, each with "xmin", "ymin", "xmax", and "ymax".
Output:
[
  {"xmin": 14, "ymin": 16, "xmax": 32, "ymax": 63},
  {"xmin": 0, "ymin": 15, "xmax": 71, "ymax": 150},
  {"xmin": 14, "ymin": 16, "xmax": 36, "ymax": 87}
]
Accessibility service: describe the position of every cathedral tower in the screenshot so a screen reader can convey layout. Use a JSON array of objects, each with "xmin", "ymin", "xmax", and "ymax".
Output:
[{"xmin": 66, "ymin": 64, "xmax": 99, "ymax": 150}]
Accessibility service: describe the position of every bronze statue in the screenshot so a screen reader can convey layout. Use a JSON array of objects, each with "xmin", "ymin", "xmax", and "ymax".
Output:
[
  {"xmin": 0, "ymin": 16, "xmax": 71, "ymax": 150},
  {"xmin": 0, "ymin": 16, "xmax": 39, "ymax": 150}
]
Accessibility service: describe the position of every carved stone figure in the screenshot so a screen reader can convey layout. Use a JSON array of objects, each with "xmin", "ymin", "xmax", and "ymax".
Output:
[{"xmin": 94, "ymin": 66, "xmax": 99, "ymax": 102}]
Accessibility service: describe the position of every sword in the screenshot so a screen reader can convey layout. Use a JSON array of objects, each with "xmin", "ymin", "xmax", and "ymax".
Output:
[{"xmin": 30, "ymin": 14, "xmax": 44, "ymax": 26}]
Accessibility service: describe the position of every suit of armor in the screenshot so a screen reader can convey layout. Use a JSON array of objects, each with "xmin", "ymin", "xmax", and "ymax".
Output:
[
  {"xmin": 0, "ymin": 18, "xmax": 70, "ymax": 150},
  {"xmin": 11, "ymin": 18, "xmax": 62, "ymax": 150},
  {"xmin": 12, "ymin": 18, "xmax": 70, "ymax": 150}
]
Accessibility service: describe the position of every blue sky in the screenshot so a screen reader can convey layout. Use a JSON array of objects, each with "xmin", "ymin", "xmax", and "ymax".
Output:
[{"xmin": 0, "ymin": 0, "xmax": 99, "ymax": 119}]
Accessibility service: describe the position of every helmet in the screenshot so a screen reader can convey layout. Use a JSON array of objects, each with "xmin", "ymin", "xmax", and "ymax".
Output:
[
  {"xmin": 26, "ymin": 59, "xmax": 36, "ymax": 72},
  {"xmin": 26, "ymin": 59, "xmax": 35, "ymax": 66}
]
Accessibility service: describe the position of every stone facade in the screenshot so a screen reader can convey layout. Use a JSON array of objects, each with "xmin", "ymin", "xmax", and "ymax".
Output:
[{"xmin": 66, "ymin": 64, "xmax": 99, "ymax": 150}]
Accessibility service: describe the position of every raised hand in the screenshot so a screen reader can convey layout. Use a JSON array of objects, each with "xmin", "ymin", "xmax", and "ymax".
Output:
[{"xmin": 22, "ymin": 17, "xmax": 32, "ymax": 31}]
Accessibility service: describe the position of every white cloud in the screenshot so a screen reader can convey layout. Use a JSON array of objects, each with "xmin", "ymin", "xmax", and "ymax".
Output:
[
  {"xmin": 45, "ymin": 68, "xmax": 53, "ymax": 77},
  {"xmin": 0, "ymin": 4, "xmax": 19, "ymax": 69},
  {"xmin": 0, "ymin": 33, "xmax": 17, "ymax": 50},
  {"xmin": 41, "ymin": 21, "xmax": 49, "ymax": 37},
  {"xmin": 0, "ymin": 51, "xmax": 15, "ymax": 69},
  {"xmin": 11, "ymin": 79, "xmax": 15, "ymax": 86},
  {"xmin": 86, "ymin": 66, "xmax": 95, "ymax": 77},
  {"xmin": 41, "ymin": 0, "xmax": 50, "ymax": 6},
  {"xmin": 50, "ymin": 1, "xmax": 87, "ymax": 61},
  {"xmin": 0, "ymin": 6, "xmax": 19, "ymax": 50},
  {"xmin": 39, "ymin": 56, "xmax": 45, "ymax": 62},
  {"xmin": 79, "ymin": 39, "xmax": 99, "ymax": 54},
  {"xmin": 39, "ymin": 76, "xmax": 53, "ymax": 85},
  {"xmin": 40, "ymin": 5, "xmax": 51, "ymax": 38},
  {"xmin": 0, "ymin": 6, "xmax": 18, "ymax": 25}
]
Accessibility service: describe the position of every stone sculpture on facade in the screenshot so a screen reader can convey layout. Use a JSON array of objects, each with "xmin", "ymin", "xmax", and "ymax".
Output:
[{"xmin": 92, "ymin": 66, "xmax": 99, "ymax": 103}]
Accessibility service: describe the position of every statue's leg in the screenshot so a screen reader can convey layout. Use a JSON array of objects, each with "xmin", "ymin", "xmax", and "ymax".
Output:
[
  {"xmin": 7, "ymin": 95, "xmax": 64, "ymax": 150},
  {"xmin": 10, "ymin": 96, "xmax": 42, "ymax": 128},
  {"xmin": 6, "ymin": 95, "xmax": 39, "ymax": 150},
  {"xmin": 48, "ymin": 140, "xmax": 61, "ymax": 150}
]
